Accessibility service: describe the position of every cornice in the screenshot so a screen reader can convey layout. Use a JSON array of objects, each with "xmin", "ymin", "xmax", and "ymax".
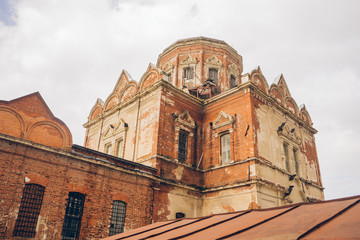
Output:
[{"xmin": 248, "ymin": 82, "xmax": 318, "ymax": 134}]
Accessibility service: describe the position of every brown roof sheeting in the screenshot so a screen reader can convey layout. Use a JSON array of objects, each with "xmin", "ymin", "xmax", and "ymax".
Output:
[{"xmin": 103, "ymin": 195, "xmax": 360, "ymax": 240}]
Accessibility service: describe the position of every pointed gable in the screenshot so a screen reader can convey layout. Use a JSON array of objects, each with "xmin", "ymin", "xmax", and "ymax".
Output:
[
  {"xmin": 213, "ymin": 111, "xmax": 234, "ymax": 129},
  {"xmin": 139, "ymin": 63, "xmax": 162, "ymax": 91},
  {"xmin": 250, "ymin": 66, "xmax": 269, "ymax": 93},
  {"xmin": 113, "ymin": 70, "xmax": 132, "ymax": 95},
  {"xmin": 9, "ymin": 92, "xmax": 55, "ymax": 119},
  {"xmin": 0, "ymin": 92, "xmax": 72, "ymax": 150}
]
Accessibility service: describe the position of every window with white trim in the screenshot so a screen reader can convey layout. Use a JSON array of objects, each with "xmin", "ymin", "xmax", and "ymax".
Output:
[
  {"xmin": 115, "ymin": 139, "xmax": 123, "ymax": 158},
  {"xmin": 221, "ymin": 133, "xmax": 231, "ymax": 164},
  {"xmin": 283, "ymin": 143, "xmax": 290, "ymax": 172},
  {"xmin": 105, "ymin": 143, "xmax": 112, "ymax": 155}
]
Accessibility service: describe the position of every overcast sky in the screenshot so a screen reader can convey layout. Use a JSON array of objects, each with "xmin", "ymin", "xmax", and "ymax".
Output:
[{"xmin": 1, "ymin": 0, "xmax": 359, "ymax": 200}]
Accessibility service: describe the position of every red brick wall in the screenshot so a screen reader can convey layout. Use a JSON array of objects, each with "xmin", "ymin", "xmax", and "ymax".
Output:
[{"xmin": 0, "ymin": 137, "xmax": 155, "ymax": 239}]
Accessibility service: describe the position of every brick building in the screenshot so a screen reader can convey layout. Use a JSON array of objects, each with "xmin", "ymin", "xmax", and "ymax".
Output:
[
  {"xmin": 0, "ymin": 37, "xmax": 324, "ymax": 239},
  {"xmin": 84, "ymin": 37, "xmax": 324, "ymax": 220}
]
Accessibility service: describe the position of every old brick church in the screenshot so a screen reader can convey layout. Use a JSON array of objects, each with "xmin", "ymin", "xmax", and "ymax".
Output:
[{"xmin": 0, "ymin": 37, "xmax": 324, "ymax": 239}]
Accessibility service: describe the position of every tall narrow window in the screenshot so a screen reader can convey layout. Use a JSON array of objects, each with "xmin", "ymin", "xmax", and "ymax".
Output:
[
  {"xmin": 293, "ymin": 148, "xmax": 299, "ymax": 174},
  {"xmin": 61, "ymin": 192, "xmax": 85, "ymax": 240},
  {"xmin": 183, "ymin": 67, "xmax": 194, "ymax": 80},
  {"xmin": 13, "ymin": 184, "xmax": 45, "ymax": 238},
  {"xmin": 230, "ymin": 75, "xmax": 236, "ymax": 88},
  {"xmin": 178, "ymin": 131, "xmax": 188, "ymax": 163},
  {"xmin": 115, "ymin": 139, "xmax": 123, "ymax": 158},
  {"xmin": 209, "ymin": 68, "xmax": 218, "ymax": 85},
  {"xmin": 109, "ymin": 201, "xmax": 127, "ymax": 236},
  {"xmin": 105, "ymin": 143, "xmax": 112, "ymax": 155},
  {"xmin": 221, "ymin": 133, "xmax": 231, "ymax": 164},
  {"xmin": 283, "ymin": 143, "xmax": 290, "ymax": 172}
]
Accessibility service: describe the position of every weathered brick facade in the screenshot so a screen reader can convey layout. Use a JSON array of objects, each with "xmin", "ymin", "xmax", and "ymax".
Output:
[
  {"xmin": 84, "ymin": 37, "xmax": 324, "ymax": 221},
  {"xmin": 0, "ymin": 37, "xmax": 324, "ymax": 239}
]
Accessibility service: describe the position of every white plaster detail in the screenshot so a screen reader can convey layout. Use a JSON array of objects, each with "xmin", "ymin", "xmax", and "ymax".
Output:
[
  {"xmin": 205, "ymin": 56, "xmax": 222, "ymax": 66},
  {"xmin": 181, "ymin": 55, "xmax": 198, "ymax": 65},
  {"xmin": 25, "ymin": 177, "xmax": 31, "ymax": 183},
  {"xmin": 175, "ymin": 110, "xmax": 196, "ymax": 129},
  {"xmin": 213, "ymin": 111, "xmax": 234, "ymax": 129}
]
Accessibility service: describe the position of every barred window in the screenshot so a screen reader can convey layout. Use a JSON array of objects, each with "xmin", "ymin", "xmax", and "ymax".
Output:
[
  {"xmin": 178, "ymin": 131, "xmax": 188, "ymax": 163},
  {"xmin": 61, "ymin": 192, "xmax": 85, "ymax": 240},
  {"xmin": 109, "ymin": 201, "xmax": 127, "ymax": 236},
  {"xmin": 13, "ymin": 184, "xmax": 45, "ymax": 238}
]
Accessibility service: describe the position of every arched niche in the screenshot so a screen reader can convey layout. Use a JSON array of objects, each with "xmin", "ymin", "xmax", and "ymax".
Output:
[
  {"xmin": 270, "ymin": 86, "xmax": 284, "ymax": 105},
  {"xmin": 250, "ymin": 67, "xmax": 269, "ymax": 93},
  {"xmin": 285, "ymin": 97, "xmax": 299, "ymax": 116},
  {"xmin": 104, "ymin": 94, "xmax": 120, "ymax": 112},
  {"xmin": 26, "ymin": 121, "xmax": 68, "ymax": 149},
  {"xmin": 120, "ymin": 83, "xmax": 138, "ymax": 102},
  {"xmin": 89, "ymin": 99, "xmax": 104, "ymax": 121},
  {"xmin": 300, "ymin": 105, "xmax": 313, "ymax": 126},
  {"xmin": 0, "ymin": 106, "xmax": 25, "ymax": 138}
]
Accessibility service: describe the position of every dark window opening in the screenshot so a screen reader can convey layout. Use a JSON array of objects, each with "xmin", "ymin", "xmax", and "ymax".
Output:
[
  {"xmin": 209, "ymin": 68, "xmax": 218, "ymax": 85},
  {"xmin": 183, "ymin": 67, "xmax": 194, "ymax": 80},
  {"xmin": 61, "ymin": 192, "xmax": 85, "ymax": 240},
  {"xmin": 230, "ymin": 75, "xmax": 236, "ymax": 88},
  {"xmin": 176, "ymin": 212, "xmax": 185, "ymax": 219},
  {"xmin": 178, "ymin": 131, "xmax": 188, "ymax": 163},
  {"xmin": 109, "ymin": 201, "xmax": 127, "ymax": 236},
  {"xmin": 13, "ymin": 184, "xmax": 45, "ymax": 238}
]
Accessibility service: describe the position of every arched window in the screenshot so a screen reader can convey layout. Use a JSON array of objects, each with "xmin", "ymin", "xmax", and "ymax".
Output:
[
  {"xmin": 183, "ymin": 67, "xmax": 194, "ymax": 80},
  {"xmin": 13, "ymin": 184, "xmax": 45, "ymax": 238},
  {"xmin": 209, "ymin": 68, "xmax": 219, "ymax": 85},
  {"xmin": 61, "ymin": 192, "xmax": 85, "ymax": 240},
  {"xmin": 109, "ymin": 201, "xmax": 127, "ymax": 236},
  {"xmin": 221, "ymin": 133, "xmax": 231, "ymax": 164}
]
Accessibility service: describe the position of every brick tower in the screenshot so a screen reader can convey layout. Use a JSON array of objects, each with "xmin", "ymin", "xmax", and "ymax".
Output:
[{"xmin": 84, "ymin": 37, "xmax": 324, "ymax": 221}]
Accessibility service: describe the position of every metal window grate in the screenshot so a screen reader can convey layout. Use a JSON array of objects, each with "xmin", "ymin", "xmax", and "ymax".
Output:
[
  {"xmin": 109, "ymin": 201, "xmax": 127, "ymax": 236},
  {"xmin": 61, "ymin": 192, "xmax": 85, "ymax": 240},
  {"xmin": 13, "ymin": 184, "xmax": 45, "ymax": 238},
  {"xmin": 178, "ymin": 131, "xmax": 188, "ymax": 163}
]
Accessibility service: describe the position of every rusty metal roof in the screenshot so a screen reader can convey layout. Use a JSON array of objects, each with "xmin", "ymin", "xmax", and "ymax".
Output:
[{"xmin": 103, "ymin": 195, "xmax": 360, "ymax": 240}]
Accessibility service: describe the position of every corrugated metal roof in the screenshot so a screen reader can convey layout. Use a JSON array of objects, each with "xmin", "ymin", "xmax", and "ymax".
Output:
[{"xmin": 103, "ymin": 195, "xmax": 360, "ymax": 240}]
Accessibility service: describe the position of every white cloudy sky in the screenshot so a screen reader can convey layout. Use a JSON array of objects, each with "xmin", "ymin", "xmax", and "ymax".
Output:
[{"xmin": 1, "ymin": 0, "xmax": 359, "ymax": 200}]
